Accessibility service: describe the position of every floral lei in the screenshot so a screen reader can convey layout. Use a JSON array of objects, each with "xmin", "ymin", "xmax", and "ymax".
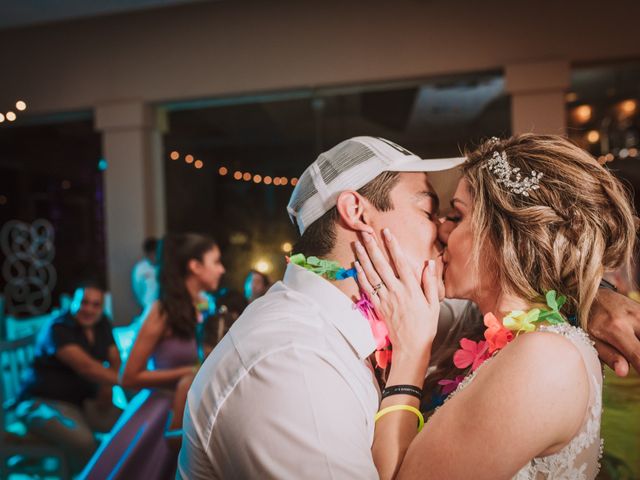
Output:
[
  {"xmin": 288, "ymin": 253, "xmax": 357, "ymax": 280},
  {"xmin": 438, "ymin": 290, "xmax": 568, "ymax": 395},
  {"xmin": 287, "ymin": 255, "xmax": 569, "ymax": 380},
  {"xmin": 287, "ymin": 253, "xmax": 392, "ymax": 369}
]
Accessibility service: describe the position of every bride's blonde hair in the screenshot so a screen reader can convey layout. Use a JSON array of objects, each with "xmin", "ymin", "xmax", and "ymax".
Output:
[
  {"xmin": 463, "ymin": 134, "xmax": 636, "ymax": 326},
  {"xmin": 425, "ymin": 134, "xmax": 637, "ymax": 397}
]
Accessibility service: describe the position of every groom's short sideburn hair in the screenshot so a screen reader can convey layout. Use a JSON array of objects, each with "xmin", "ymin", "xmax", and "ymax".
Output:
[{"xmin": 293, "ymin": 171, "xmax": 401, "ymax": 257}]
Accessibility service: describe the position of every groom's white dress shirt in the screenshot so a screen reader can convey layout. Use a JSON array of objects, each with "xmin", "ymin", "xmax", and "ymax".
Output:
[{"xmin": 177, "ymin": 263, "xmax": 381, "ymax": 479}]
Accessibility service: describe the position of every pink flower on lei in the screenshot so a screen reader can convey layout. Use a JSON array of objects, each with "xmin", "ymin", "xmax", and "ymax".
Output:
[
  {"xmin": 453, "ymin": 338, "xmax": 490, "ymax": 371},
  {"xmin": 437, "ymin": 375, "xmax": 465, "ymax": 395},
  {"xmin": 355, "ymin": 292, "xmax": 390, "ymax": 350},
  {"xmin": 375, "ymin": 349, "xmax": 392, "ymax": 370}
]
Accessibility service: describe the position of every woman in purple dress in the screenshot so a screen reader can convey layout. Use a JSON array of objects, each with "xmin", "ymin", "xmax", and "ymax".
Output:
[{"xmin": 81, "ymin": 233, "xmax": 225, "ymax": 479}]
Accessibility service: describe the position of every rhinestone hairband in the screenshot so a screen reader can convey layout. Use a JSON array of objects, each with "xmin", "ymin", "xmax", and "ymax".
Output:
[{"xmin": 484, "ymin": 138, "xmax": 543, "ymax": 197}]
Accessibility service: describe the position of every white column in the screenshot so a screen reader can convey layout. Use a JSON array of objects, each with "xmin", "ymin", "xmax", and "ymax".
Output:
[
  {"xmin": 95, "ymin": 101, "xmax": 167, "ymax": 324},
  {"xmin": 505, "ymin": 60, "xmax": 571, "ymax": 135}
]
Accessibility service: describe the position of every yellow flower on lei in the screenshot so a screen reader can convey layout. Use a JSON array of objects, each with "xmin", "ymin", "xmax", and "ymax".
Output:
[{"xmin": 502, "ymin": 308, "xmax": 541, "ymax": 335}]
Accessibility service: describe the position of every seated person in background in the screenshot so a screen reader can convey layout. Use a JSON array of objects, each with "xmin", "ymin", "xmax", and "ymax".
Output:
[
  {"xmin": 82, "ymin": 233, "xmax": 225, "ymax": 480},
  {"xmin": 243, "ymin": 269, "xmax": 270, "ymax": 303},
  {"xmin": 17, "ymin": 281, "xmax": 122, "ymax": 474},
  {"xmin": 132, "ymin": 237, "xmax": 159, "ymax": 312},
  {"xmin": 169, "ymin": 290, "xmax": 247, "ymax": 452}
]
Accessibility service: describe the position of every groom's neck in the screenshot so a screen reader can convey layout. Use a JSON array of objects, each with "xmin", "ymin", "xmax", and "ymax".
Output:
[{"xmin": 325, "ymin": 241, "xmax": 361, "ymax": 304}]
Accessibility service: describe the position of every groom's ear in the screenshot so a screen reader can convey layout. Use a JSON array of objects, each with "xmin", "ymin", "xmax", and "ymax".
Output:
[{"xmin": 335, "ymin": 191, "xmax": 375, "ymax": 235}]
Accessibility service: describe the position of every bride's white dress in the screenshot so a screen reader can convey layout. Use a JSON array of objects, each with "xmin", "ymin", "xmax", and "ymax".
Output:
[{"xmin": 441, "ymin": 324, "xmax": 603, "ymax": 479}]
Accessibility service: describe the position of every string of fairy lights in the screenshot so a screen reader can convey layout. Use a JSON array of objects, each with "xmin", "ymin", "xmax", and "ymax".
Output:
[
  {"xmin": 169, "ymin": 150, "xmax": 299, "ymax": 186},
  {"xmin": 0, "ymin": 100, "xmax": 27, "ymax": 124}
]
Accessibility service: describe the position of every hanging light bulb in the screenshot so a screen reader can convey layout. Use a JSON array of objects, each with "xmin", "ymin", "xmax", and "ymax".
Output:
[
  {"xmin": 619, "ymin": 99, "xmax": 637, "ymax": 117},
  {"xmin": 586, "ymin": 130, "xmax": 600, "ymax": 143},
  {"xmin": 572, "ymin": 105, "xmax": 592, "ymax": 124}
]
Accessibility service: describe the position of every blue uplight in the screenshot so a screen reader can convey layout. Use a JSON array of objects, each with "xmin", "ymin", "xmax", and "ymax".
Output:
[{"xmin": 98, "ymin": 158, "xmax": 108, "ymax": 171}]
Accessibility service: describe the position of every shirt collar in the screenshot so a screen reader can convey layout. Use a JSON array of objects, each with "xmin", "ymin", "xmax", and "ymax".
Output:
[{"xmin": 283, "ymin": 263, "xmax": 376, "ymax": 359}]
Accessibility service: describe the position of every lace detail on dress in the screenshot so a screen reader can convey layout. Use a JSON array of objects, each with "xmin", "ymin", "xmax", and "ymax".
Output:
[{"xmin": 436, "ymin": 324, "xmax": 603, "ymax": 480}]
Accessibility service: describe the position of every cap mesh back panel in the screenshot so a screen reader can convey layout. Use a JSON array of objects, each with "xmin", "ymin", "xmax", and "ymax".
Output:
[
  {"xmin": 317, "ymin": 143, "xmax": 376, "ymax": 185},
  {"xmin": 288, "ymin": 170, "xmax": 317, "ymax": 213}
]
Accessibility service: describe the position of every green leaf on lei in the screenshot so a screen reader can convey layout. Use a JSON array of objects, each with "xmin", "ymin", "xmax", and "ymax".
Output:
[
  {"xmin": 556, "ymin": 295, "xmax": 567, "ymax": 310},
  {"xmin": 546, "ymin": 290, "xmax": 558, "ymax": 310},
  {"xmin": 289, "ymin": 253, "xmax": 343, "ymax": 280},
  {"xmin": 530, "ymin": 290, "xmax": 568, "ymax": 325}
]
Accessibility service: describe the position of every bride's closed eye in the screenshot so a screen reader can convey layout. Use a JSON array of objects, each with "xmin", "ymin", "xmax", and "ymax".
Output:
[{"xmin": 445, "ymin": 215, "xmax": 461, "ymax": 223}]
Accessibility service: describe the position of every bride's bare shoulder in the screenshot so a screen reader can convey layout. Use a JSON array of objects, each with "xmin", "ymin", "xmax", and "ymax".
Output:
[
  {"xmin": 468, "ymin": 331, "xmax": 590, "ymax": 444},
  {"xmin": 498, "ymin": 330, "xmax": 588, "ymax": 378},
  {"xmin": 481, "ymin": 331, "xmax": 590, "ymax": 394}
]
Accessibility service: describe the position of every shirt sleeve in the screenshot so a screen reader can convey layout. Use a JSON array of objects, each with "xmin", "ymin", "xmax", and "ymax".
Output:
[
  {"xmin": 206, "ymin": 347, "xmax": 379, "ymax": 480},
  {"xmin": 50, "ymin": 323, "xmax": 78, "ymax": 350}
]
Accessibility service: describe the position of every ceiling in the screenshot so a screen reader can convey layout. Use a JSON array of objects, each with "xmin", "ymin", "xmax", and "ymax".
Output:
[
  {"xmin": 165, "ymin": 73, "xmax": 510, "ymax": 156},
  {"xmin": 0, "ymin": 0, "xmax": 209, "ymax": 30}
]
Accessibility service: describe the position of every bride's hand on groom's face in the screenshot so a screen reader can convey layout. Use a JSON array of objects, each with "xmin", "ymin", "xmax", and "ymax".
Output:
[
  {"xmin": 354, "ymin": 228, "xmax": 440, "ymax": 363},
  {"xmin": 588, "ymin": 289, "xmax": 640, "ymax": 376}
]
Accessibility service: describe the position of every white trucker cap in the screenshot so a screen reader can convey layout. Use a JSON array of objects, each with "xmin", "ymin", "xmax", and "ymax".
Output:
[{"xmin": 287, "ymin": 136, "xmax": 465, "ymax": 235}]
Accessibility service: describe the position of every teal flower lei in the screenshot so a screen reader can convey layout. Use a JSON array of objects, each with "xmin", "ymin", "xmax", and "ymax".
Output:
[{"xmin": 288, "ymin": 253, "xmax": 357, "ymax": 281}]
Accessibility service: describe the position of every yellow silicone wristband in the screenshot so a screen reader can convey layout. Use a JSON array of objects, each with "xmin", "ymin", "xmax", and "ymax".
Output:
[{"xmin": 375, "ymin": 404, "xmax": 425, "ymax": 432}]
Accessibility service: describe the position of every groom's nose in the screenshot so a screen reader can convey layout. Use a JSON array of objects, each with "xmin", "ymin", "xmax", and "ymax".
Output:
[{"xmin": 438, "ymin": 217, "xmax": 454, "ymax": 245}]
